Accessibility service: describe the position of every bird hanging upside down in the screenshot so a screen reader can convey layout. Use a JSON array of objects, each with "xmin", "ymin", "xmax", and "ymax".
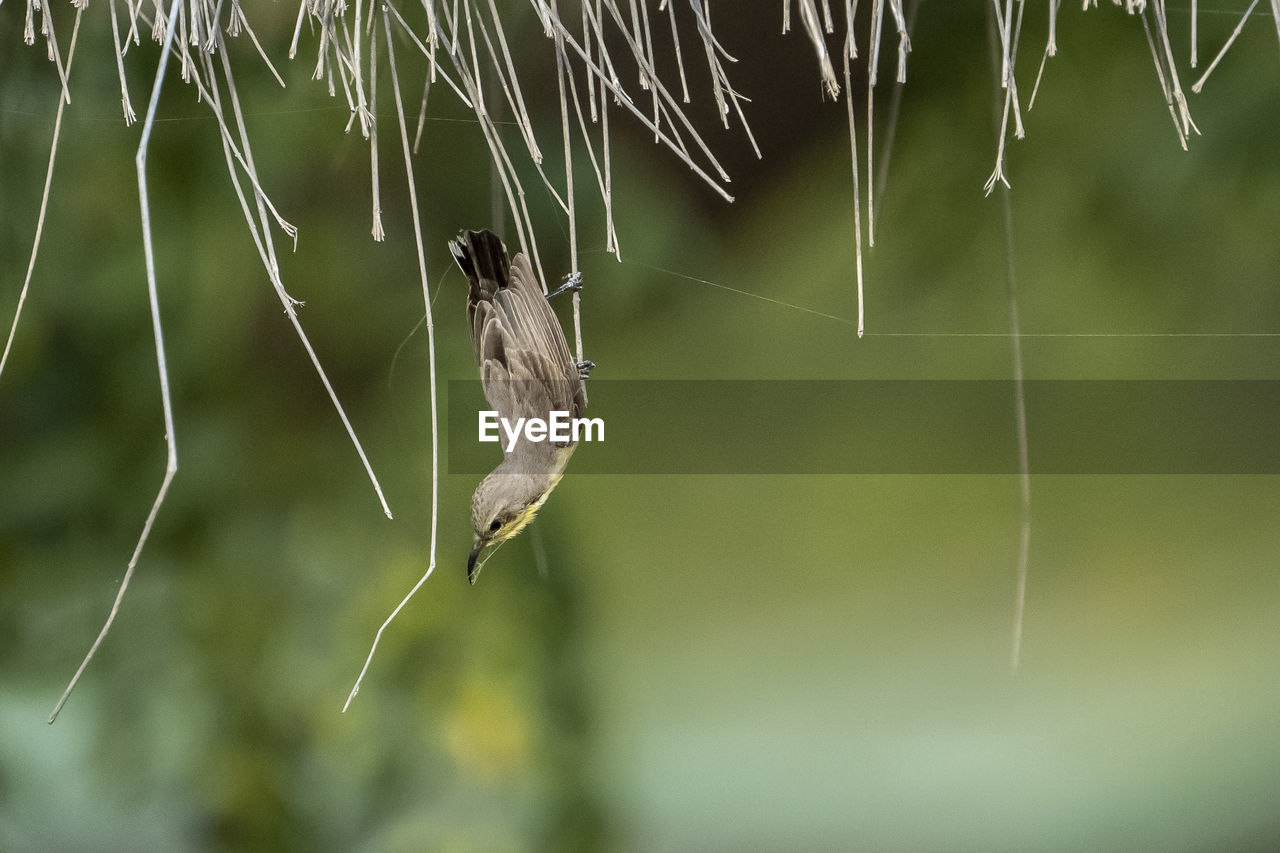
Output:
[{"xmin": 448, "ymin": 229, "xmax": 594, "ymax": 584}]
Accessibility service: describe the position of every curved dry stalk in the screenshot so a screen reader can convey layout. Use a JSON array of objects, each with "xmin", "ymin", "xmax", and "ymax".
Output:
[
  {"xmin": 1148, "ymin": 0, "xmax": 1197, "ymax": 141},
  {"xmin": 50, "ymin": 0, "xmax": 176, "ymax": 726},
  {"xmin": 124, "ymin": 3, "xmax": 393, "ymax": 521},
  {"xmin": 547, "ymin": 1, "xmax": 734, "ymax": 202},
  {"xmin": 34, "ymin": 0, "xmax": 73, "ymax": 105},
  {"xmin": 686, "ymin": 1, "xmax": 761, "ymax": 157},
  {"xmin": 438, "ymin": 0, "xmax": 548, "ymax": 289},
  {"xmin": 867, "ymin": 0, "xmax": 883, "ymax": 244},
  {"xmin": 1, "ymin": 8, "xmax": 83, "ymax": 384},
  {"xmin": 369, "ymin": 20, "xmax": 385, "ymax": 241},
  {"xmin": 1001, "ymin": 188, "xmax": 1031, "ymax": 675},
  {"xmin": 596, "ymin": 0, "xmax": 618, "ymax": 256},
  {"xmin": 1028, "ymin": 0, "xmax": 1061, "ymax": 109},
  {"xmin": 233, "ymin": 6, "xmax": 287, "ymax": 89},
  {"xmin": 485, "ymin": 0, "xmax": 543, "ymax": 162},
  {"xmin": 108, "ymin": 0, "xmax": 138, "ymax": 125},
  {"xmin": 130, "ymin": 5, "xmax": 300, "ymax": 242},
  {"xmin": 986, "ymin": 5, "xmax": 1032, "ymax": 675},
  {"xmin": 798, "ymin": 0, "xmax": 839, "ymax": 98},
  {"xmin": 593, "ymin": 0, "xmax": 734, "ymax": 185},
  {"xmin": 664, "ymin": 0, "xmax": 690, "ymax": 102},
  {"xmin": 985, "ymin": 0, "xmax": 1027, "ymax": 196},
  {"xmin": 1191, "ymin": 0, "xmax": 1261, "ymax": 93},
  {"xmin": 381, "ymin": 2, "xmax": 473, "ymax": 106},
  {"xmin": 841, "ymin": 7, "xmax": 865, "ymax": 339},
  {"xmin": 215, "ymin": 41, "xmax": 394, "ymax": 520},
  {"xmin": 563, "ymin": 44, "xmax": 619, "ymax": 254},
  {"xmin": 552, "ymin": 0, "xmax": 585, "ymax": 362},
  {"xmin": 344, "ymin": 10, "xmax": 441, "ymax": 711},
  {"xmin": 472, "ymin": 5, "xmax": 569, "ymax": 215},
  {"xmin": 873, "ymin": 0, "xmax": 918, "ymax": 214}
]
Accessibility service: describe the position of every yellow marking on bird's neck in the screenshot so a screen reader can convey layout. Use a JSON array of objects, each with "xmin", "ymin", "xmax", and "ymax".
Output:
[
  {"xmin": 490, "ymin": 443, "xmax": 576, "ymax": 544},
  {"xmin": 495, "ymin": 471, "xmax": 564, "ymax": 544}
]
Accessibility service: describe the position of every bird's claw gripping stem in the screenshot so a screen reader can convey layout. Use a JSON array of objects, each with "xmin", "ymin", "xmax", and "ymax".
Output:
[{"xmin": 547, "ymin": 271, "xmax": 583, "ymax": 301}]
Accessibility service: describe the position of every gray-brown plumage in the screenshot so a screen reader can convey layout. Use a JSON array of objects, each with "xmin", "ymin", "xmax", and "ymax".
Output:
[{"xmin": 449, "ymin": 229, "xmax": 587, "ymax": 583}]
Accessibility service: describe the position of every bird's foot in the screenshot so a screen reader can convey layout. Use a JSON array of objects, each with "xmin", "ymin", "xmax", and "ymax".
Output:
[
  {"xmin": 547, "ymin": 271, "xmax": 583, "ymax": 301},
  {"xmin": 576, "ymin": 360, "xmax": 596, "ymax": 381}
]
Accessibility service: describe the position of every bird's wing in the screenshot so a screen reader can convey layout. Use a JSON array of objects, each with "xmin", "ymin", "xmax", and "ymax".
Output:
[{"xmin": 472, "ymin": 252, "xmax": 586, "ymax": 422}]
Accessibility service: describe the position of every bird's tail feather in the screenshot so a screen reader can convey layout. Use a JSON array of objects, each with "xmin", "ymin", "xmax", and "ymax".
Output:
[{"xmin": 450, "ymin": 229, "xmax": 508, "ymax": 301}]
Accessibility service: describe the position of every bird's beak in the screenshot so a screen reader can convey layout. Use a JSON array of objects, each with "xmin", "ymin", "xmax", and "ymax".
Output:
[{"xmin": 467, "ymin": 537, "xmax": 485, "ymax": 585}]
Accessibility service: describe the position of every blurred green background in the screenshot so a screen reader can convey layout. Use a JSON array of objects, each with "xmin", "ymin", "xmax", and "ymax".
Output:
[{"xmin": 3, "ymin": 3, "xmax": 1280, "ymax": 850}]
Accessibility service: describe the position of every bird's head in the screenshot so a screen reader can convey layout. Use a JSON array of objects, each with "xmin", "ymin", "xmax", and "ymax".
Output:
[{"xmin": 468, "ymin": 472, "xmax": 556, "ymax": 584}]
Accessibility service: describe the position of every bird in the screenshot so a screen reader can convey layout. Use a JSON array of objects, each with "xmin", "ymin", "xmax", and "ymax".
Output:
[{"xmin": 448, "ymin": 229, "xmax": 592, "ymax": 584}]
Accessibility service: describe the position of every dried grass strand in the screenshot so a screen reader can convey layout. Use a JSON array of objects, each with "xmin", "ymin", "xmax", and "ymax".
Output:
[{"xmin": 343, "ymin": 9, "xmax": 442, "ymax": 711}]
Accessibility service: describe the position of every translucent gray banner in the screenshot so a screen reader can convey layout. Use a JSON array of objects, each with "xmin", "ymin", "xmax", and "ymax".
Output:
[{"xmin": 446, "ymin": 380, "xmax": 1280, "ymax": 474}]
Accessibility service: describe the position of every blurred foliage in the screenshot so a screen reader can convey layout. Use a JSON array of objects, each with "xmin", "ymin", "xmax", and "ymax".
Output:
[{"xmin": 3, "ymin": 3, "xmax": 1280, "ymax": 851}]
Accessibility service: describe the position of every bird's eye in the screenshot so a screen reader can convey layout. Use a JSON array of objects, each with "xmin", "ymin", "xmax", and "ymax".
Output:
[{"xmin": 488, "ymin": 518, "xmax": 502, "ymax": 533}]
